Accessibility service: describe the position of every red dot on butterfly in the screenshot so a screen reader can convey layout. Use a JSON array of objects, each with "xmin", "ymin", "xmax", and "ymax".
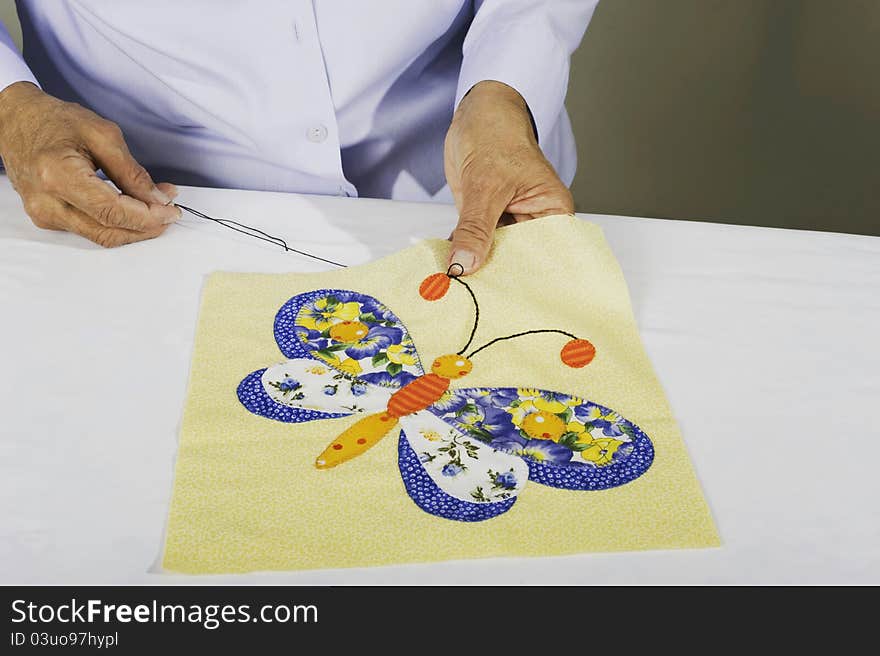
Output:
[
  {"xmin": 542, "ymin": 432, "xmax": 551, "ymax": 438},
  {"xmin": 380, "ymin": 414, "xmax": 390, "ymax": 422},
  {"xmin": 458, "ymin": 371, "xmax": 467, "ymax": 376},
  {"xmin": 561, "ymin": 339, "xmax": 596, "ymax": 368},
  {"xmin": 357, "ymin": 438, "xmax": 366, "ymax": 445},
  {"xmin": 332, "ymin": 444, "xmax": 343, "ymax": 450}
]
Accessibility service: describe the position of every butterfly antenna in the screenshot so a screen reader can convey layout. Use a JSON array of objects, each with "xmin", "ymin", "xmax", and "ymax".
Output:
[
  {"xmin": 446, "ymin": 266, "xmax": 480, "ymax": 355},
  {"xmin": 466, "ymin": 329, "xmax": 578, "ymax": 359}
]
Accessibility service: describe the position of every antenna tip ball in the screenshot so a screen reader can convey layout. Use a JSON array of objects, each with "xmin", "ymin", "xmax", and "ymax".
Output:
[
  {"xmin": 561, "ymin": 339, "xmax": 596, "ymax": 368},
  {"xmin": 419, "ymin": 272, "xmax": 450, "ymax": 301}
]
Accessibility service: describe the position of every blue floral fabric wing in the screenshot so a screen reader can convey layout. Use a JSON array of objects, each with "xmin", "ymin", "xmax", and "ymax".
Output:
[
  {"xmin": 273, "ymin": 289, "xmax": 424, "ymax": 389},
  {"xmin": 237, "ymin": 358, "xmax": 391, "ymax": 423},
  {"xmin": 397, "ymin": 410, "xmax": 529, "ymax": 522},
  {"xmin": 428, "ymin": 387, "xmax": 654, "ymax": 490}
]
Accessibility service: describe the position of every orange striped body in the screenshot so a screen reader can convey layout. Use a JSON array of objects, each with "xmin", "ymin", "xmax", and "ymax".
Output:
[
  {"xmin": 387, "ymin": 373, "xmax": 450, "ymax": 417},
  {"xmin": 314, "ymin": 353, "xmax": 473, "ymax": 469}
]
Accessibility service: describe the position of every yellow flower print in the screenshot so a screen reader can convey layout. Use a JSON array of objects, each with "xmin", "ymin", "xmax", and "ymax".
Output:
[
  {"xmin": 306, "ymin": 365, "xmax": 328, "ymax": 375},
  {"xmin": 420, "ymin": 430, "xmax": 441, "ymax": 442},
  {"xmin": 565, "ymin": 420, "xmax": 587, "ymax": 435},
  {"xmin": 509, "ymin": 399, "xmax": 537, "ymax": 427},
  {"xmin": 297, "ymin": 297, "xmax": 362, "ymax": 331},
  {"xmin": 386, "ymin": 343, "xmax": 416, "ymax": 365},
  {"xmin": 517, "ymin": 388, "xmax": 542, "ymax": 399},
  {"xmin": 336, "ymin": 358, "xmax": 363, "ymax": 375},
  {"xmin": 522, "ymin": 411, "xmax": 566, "ymax": 441},
  {"xmin": 580, "ymin": 438, "xmax": 624, "ymax": 466},
  {"xmin": 533, "ymin": 396, "xmax": 567, "ymax": 414}
]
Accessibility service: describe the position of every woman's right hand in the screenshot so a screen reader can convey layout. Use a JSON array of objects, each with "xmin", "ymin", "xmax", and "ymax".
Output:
[{"xmin": 0, "ymin": 81, "xmax": 179, "ymax": 246}]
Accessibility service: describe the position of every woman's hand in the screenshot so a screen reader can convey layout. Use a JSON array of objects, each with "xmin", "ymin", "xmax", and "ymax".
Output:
[
  {"xmin": 0, "ymin": 81, "xmax": 180, "ymax": 247},
  {"xmin": 444, "ymin": 80, "xmax": 574, "ymax": 274}
]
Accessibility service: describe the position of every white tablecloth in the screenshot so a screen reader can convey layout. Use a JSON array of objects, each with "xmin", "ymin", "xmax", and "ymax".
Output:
[{"xmin": 1, "ymin": 176, "xmax": 877, "ymax": 584}]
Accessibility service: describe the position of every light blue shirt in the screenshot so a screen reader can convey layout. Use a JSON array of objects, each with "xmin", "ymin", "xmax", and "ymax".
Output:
[{"xmin": 0, "ymin": 1, "xmax": 597, "ymax": 202}]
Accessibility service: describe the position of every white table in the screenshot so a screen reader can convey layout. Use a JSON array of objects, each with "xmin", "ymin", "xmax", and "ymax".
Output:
[{"xmin": 1, "ymin": 176, "xmax": 877, "ymax": 584}]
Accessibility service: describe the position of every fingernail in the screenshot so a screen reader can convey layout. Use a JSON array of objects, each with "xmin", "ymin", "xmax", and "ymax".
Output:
[
  {"xmin": 449, "ymin": 249, "xmax": 478, "ymax": 274},
  {"xmin": 151, "ymin": 187, "xmax": 172, "ymax": 206},
  {"xmin": 163, "ymin": 205, "xmax": 182, "ymax": 225},
  {"xmin": 165, "ymin": 184, "xmax": 179, "ymax": 200}
]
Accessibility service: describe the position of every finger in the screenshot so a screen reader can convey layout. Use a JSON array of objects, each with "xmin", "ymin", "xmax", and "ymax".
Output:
[
  {"xmin": 505, "ymin": 184, "xmax": 574, "ymax": 218},
  {"xmin": 449, "ymin": 178, "xmax": 512, "ymax": 275},
  {"xmin": 41, "ymin": 195, "xmax": 168, "ymax": 247},
  {"xmin": 156, "ymin": 182, "xmax": 179, "ymax": 203},
  {"xmin": 83, "ymin": 119, "xmax": 172, "ymax": 206},
  {"xmin": 55, "ymin": 156, "xmax": 180, "ymax": 230}
]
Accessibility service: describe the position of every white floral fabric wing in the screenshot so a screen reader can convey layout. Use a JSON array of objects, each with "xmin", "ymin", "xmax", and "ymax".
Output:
[
  {"xmin": 261, "ymin": 358, "xmax": 391, "ymax": 414},
  {"xmin": 399, "ymin": 410, "xmax": 529, "ymax": 505}
]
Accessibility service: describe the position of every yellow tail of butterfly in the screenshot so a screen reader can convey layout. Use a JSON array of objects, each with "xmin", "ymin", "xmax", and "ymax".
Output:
[{"xmin": 314, "ymin": 412, "xmax": 400, "ymax": 469}]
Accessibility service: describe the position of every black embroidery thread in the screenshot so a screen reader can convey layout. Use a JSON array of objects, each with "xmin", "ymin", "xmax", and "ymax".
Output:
[
  {"xmin": 175, "ymin": 203, "xmax": 347, "ymax": 268},
  {"xmin": 467, "ymin": 329, "xmax": 578, "ymax": 360}
]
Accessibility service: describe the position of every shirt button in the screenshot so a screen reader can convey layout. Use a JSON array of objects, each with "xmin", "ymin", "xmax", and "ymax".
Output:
[{"xmin": 306, "ymin": 125, "xmax": 328, "ymax": 143}]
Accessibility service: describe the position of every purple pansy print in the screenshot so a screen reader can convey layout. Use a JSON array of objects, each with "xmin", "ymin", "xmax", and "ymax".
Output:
[
  {"xmin": 359, "ymin": 370, "xmax": 417, "ymax": 388},
  {"xmin": 492, "ymin": 436, "xmax": 573, "ymax": 464},
  {"xmin": 450, "ymin": 403, "xmax": 518, "ymax": 444},
  {"xmin": 344, "ymin": 325, "xmax": 403, "ymax": 359},
  {"xmin": 464, "ymin": 388, "xmax": 520, "ymax": 409},
  {"xmin": 356, "ymin": 296, "xmax": 403, "ymax": 324},
  {"xmin": 573, "ymin": 403, "xmax": 626, "ymax": 437},
  {"xmin": 294, "ymin": 325, "xmax": 330, "ymax": 350}
]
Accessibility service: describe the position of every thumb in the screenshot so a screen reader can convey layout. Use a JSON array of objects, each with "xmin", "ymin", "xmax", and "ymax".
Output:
[
  {"xmin": 86, "ymin": 121, "xmax": 172, "ymax": 207},
  {"xmin": 449, "ymin": 181, "xmax": 511, "ymax": 275}
]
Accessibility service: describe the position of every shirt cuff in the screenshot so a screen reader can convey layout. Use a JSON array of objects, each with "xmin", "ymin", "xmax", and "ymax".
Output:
[
  {"xmin": 0, "ymin": 31, "xmax": 39, "ymax": 93},
  {"xmin": 455, "ymin": 18, "xmax": 569, "ymax": 146}
]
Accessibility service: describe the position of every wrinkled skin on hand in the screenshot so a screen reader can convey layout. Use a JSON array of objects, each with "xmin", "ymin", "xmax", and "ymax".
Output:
[
  {"xmin": 0, "ymin": 81, "xmax": 180, "ymax": 247},
  {"xmin": 444, "ymin": 80, "xmax": 574, "ymax": 274}
]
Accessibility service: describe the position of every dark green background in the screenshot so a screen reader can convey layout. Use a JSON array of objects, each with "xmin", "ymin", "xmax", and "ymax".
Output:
[{"xmin": 568, "ymin": 0, "xmax": 878, "ymax": 235}]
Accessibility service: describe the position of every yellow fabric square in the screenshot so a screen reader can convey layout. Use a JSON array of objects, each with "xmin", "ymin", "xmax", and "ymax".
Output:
[{"xmin": 162, "ymin": 215, "xmax": 719, "ymax": 573}]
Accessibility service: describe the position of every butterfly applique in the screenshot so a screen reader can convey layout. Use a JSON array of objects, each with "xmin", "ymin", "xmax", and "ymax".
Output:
[{"xmin": 237, "ymin": 271, "xmax": 654, "ymax": 522}]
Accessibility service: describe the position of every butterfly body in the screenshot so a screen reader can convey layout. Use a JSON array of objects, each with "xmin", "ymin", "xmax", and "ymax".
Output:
[{"xmin": 316, "ymin": 355, "xmax": 472, "ymax": 468}]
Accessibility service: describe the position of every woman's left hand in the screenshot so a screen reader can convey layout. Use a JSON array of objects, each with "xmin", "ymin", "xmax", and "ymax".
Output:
[{"xmin": 444, "ymin": 80, "xmax": 574, "ymax": 274}]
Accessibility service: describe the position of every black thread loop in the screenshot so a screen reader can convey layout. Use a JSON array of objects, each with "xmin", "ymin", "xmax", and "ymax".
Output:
[{"xmin": 446, "ymin": 262, "xmax": 465, "ymax": 277}]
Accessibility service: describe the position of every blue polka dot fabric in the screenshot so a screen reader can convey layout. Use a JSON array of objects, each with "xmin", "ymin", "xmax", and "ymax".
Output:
[
  {"xmin": 273, "ymin": 289, "xmax": 337, "ymax": 359},
  {"xmin": 236, "ymin": 368, "xmax": 349, "ymax": 423},
  {"xmin": 397, "ymin": 433, "xmax": 517, "ymax": 522}
]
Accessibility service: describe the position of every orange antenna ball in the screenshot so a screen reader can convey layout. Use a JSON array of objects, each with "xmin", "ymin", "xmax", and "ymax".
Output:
[
  {"xmin": 561, "ymin": 338, "xmax": 596, "ymax": 368},
  {"xmin": 419, "ymin": 272, "xmax": 450, "ymax": 301}
]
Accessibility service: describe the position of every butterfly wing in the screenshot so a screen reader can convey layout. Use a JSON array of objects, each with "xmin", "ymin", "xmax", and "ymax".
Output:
[
  {"xmin": 273, "ymin": 289, "xmax": 424, "ymax": 388},
  {"xmin": 397, "ymin": 410, "xmax": 530, "ymax": 522},
  {"xmin": 427, "ymin": 387, "xmax": 654, "ymax": 490},
  {"xmin": 237, "ymin": 358, "xmax": 391, "ymax": 423}
]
